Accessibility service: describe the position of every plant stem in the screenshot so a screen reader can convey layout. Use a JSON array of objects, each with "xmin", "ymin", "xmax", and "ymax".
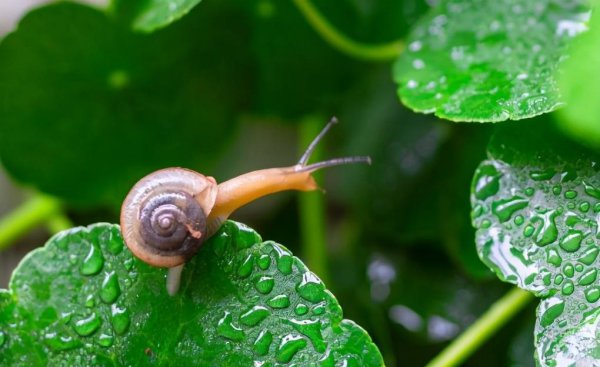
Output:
[
  {"xmin": 46, "ymin": 213, "xmax": 75, "ymax": 234},
  {"xmin": 298, "ymin": 116, "xmax": 329, "ymax": 284},
  {"xmin": 292, "ymin": 0, "xmax": 404, "ymax": 62},
  {"xmin": 426, "ymin": 287, "xmax": 534, "ymax": 367},
  {"xmin": 0, "ymin": 195, "xmax": 64, "ymax": 251}
]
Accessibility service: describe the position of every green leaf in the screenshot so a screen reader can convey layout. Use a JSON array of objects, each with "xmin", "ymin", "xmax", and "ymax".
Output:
[
  {"xmin": 0, "ymin": 2, "xmax": 251, "ymax": 207},
  {"xmin": 113, "ymin": 0, "xmax": 203, "ymax": 32},
  {"xmin": 0, "ymin": 221, "xmax": 383, "ymax": 366},
  {"xmin": 393, "ymin": 0, "xmax": 589, "ymax": 122},
  {"xmin": 557, "ymin": 9, "xmax": 600, "ymax": 147},
  {"xmin": 470, "ymin": 119, "xmax": 600, "ymax": 365}
]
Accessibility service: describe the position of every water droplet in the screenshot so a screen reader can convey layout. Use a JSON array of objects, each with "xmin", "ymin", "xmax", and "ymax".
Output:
[
  {"xmin": 547, "ymin": 249, "xmax": 562, "ymax": 267},
  {"xmin": 85, "ymin": 294, "xmax": 95, "ymax": 308},
  {"xmin": 540, "ymin": 299, "xmax": 565, "ymax": 327},
  {"xmin": 312, "ymin": 302, "xmax": 326, "ymax": 315},
  {"xmin": 44, "ymin": 331, "xmax": 82, "ymax": 351},
  {"xmin": 530, "ymin": 169, "xmax": 555, "ymax": 181},
  {"xmin": 103, "ymin": 230, "xmax": 123, "ymax": 255},
  {"xmin": 525, "ymin": 187, "xmax": 535, "ymax": 196},
  {"xmin": 542, "ymin": 272, "xmax": 552, "ymax": 286},
  {"xmin": 288, "ymin": 319, "xmax": 325, "ymax": 353},
  {"xmin": 531, "ymin": 210, "xmax": 559, "ymax": 246},
  {"xmin": 575, "ymin": 263, "xmax": 584, "ymax": 272},
  {"xmin": 111, "ymin": 305, "xmax": 130, "ymax": 335},
  {"xmin": 578, "ymin": 268, "xmax": 597, "ymax": 286},
  {"xmin": 238, "ymin": 254, "xmax": 254, "ymax": 278},
  {"xmin": 564, "ymin": 263, "xmax": 575, "ymax": 277},
  {"xmin": 73, "ymin": 313, "xmax": 101, "ymax": 336},
  {"xmin": 559, "ymin": 230, "xmax": 583, "ymax": 252},
  {"xmin": 255, "ymin": 276, "xmax": 275, "ymax": 294},
  {"xmin": 295, "ymin": 304, "xmax": 309, "ymax": 316},
  {"xmin": 267, "ymin": 295, "xmax": 290, "ymax": 309},
  {"xmin": 585, "ymin": 287, "xmax": 600, "ymax": 303},
  {"xmin": 97, "ymin": 333, "xmax": 114, "ymax": 347},
  {"xmin": 80, "ymin": 242, "xmax": 104, "ymax": 276},
  {"xmin": 217, "ymin": 311, "xmax": 245, "ymax": 341},
  {"xmin": 253, "ymin": 329, "xmax": 273, "ymax": 356},
  {"xmin": 562, "ymin": 281, "xmax": 574, "ymax": 295},
  {"xmin": 552, "ymin": 185, "xmax": 562, "ymax": 196},
  {"xmin": 472, "ymin": 205, "xmax": 484, "ymax": 218},
  {"xmin": 580, "ymin": 202, "xmax": 590, "ymax": 213},
  {"xmin": 297, "ymin": 272, "xmax": 325, "ymax": 303},
  {"xmin": 594, "ymin": 203, "xmax": 600, "ymax": 213},
  {"xmin": 258, "ymin": 254, "xmax": 271, "ymax": 270},
  {"xmin": 579, "ymin": 247, "xmax": 599, "ymax": 265},
  {"xmin": 514, "ymin": 215, "xmax": 524, "ymax": 226},
  {"xmin": 523, "ymin": 225, "xmax": 535, "ymax": 237},
  {"xmin": 100, "ymin": 271, "xmax": 121, "ymax": 304},
  {"xmin": 0, "ymin": 330, "xmax": 5, "ymax": 347},
  {"xmin": 480, "ymin": 219, "xmax": 491, "ymax": 229},
  {"xmin": 276, "ymin": 334, "xmax": 307, "ymax": 363},
  {"xmin": 240, "ymin": 306, "xmax": 271, "ymax": 327},
  {"xmin": 554, "ymin": 274, "xmax": 564, "ymax": 285},
  {"xmin": 123, "ymin": 257, "xmax": 134, "ymax": 271},
  {"xmin": 564, "ymin": 190, "xmax": 577, "ymax": 199},
  {"xmin": 492, "ymin": 196, "xmax": 528, "ymax": 222},
  {"xmin": 583, "ymin": 181, "xmax": 600, "ymax": 199},
  {"xmin": 272, "ymin": 246, "xmax": 293, "ymax": 275},
  {"xmin": 473, "ymin": 164, "xmax": 501, "ymax": 200}
]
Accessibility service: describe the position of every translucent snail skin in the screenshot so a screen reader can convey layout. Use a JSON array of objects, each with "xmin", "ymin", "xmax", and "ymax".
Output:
[{"xmin": 120, "ymin": 117, "xmax": 370, "ymax": 295}]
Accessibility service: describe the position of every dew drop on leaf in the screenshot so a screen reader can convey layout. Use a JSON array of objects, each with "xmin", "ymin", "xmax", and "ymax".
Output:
[
  {"xmin": 295, "ymin": 304, "xmax": 309, "ymax": 316},
  {"xmin": 80, "ymin": 242, "xmax": 104, "ymax": 276},
  {"xmin": 559, "ymin": 230, "xmax": 584, "ymax": 252},
  {"xmin": 110, "ymin": 305, "xmax": 130, "ymax": 335},
  {"xmin": 73, "ymin": 313, "xmax": 101, "ymax": 337},
  {"xmin": 276, "ymin": 334, "xmax": 307, "ymax": 363},
  {"xmin": 253, "ymin": 329, "xmax": 273, "ymax": 356},
  {"xmin": 577, "ymin": 268, "xmax": 597, "ymax": 286},
  {"xmin": 240, "ymin": 306, "xmax": 271, "ymax": 327},
  {"xmin": 540, "ymin": 298, "xmax": 565, "ymax": 327},
  {"xmin": 97, "ymin": 333, "xmax": 113, "ymax": 348},
  {"xmin": 267, "ymin": 294, "xmax": 290, "ymax": 309},
  {"xmin": 255, "ymin": 276, "xmax": 275, "ymax": 294},
  {"xmin": 297, "ymin": 273, "xmax": 326, "ymax": 303},
  {"xmin": 99, "ymin": 271, "xmax": 121, "ymax": 304},
  {"xmin": 492, "ymin": 196, "xmax": 529, "ymax": 222},
  {"xmin": 217, "ymin": 311, "xmax": 245, "ymax": 341}
]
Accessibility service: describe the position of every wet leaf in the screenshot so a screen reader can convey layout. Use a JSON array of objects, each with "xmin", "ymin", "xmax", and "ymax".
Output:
[
  {"xmin": 470, "ymin": 119, "xmax": 600, "ymax": 365},
  {"xmin": 0, "ymin": 2, "xmax": 251, "ymax": 207},
  {"xmin": 393, "ymin": 0, "xmax": 589, "ymax": 122},
  {"xmin": 0, "ymin": 221, "xmax": 383, "ymax": 366}
]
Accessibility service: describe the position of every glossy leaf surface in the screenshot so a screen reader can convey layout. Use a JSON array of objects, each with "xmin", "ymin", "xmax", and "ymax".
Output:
[
  {"xmin": 394, "ymin": 0, "xmax": 589, "ymax": 122},
  {"xmin": 0, "ymin": 221, "xmax": 383, "ymax": 366},
  {"xmin": 0, "ymin": 2, "xmax": 251, "ymax": 206},
  {"xmin": 127, "ymin": 0, "xmax": 203, "ymax": 32},
  {"xmin": 471, "ymin": 120, "xmax": 600, "ymax": 365}
]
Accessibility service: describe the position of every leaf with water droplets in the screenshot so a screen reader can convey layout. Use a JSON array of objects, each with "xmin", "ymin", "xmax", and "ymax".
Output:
[
  {"xmin": 0, "ymin": 221, "xmax": 383, "ymax": 366},
  {"xmin": 394, "ymin": 0, "xmax": 589, "ymax": 122},
  {"xmin": 471, "ymin": 120, "xmax": 600, "ymax": 365}
]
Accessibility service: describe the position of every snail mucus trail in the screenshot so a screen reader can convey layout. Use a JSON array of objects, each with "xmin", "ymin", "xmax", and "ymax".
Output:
[{"xmin": 120, "ymin": 117, "xmax": 370, "ymax": 295}]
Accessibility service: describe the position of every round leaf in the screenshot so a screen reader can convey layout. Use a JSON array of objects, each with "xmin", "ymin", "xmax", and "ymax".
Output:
[
  {"xmin": 471, "ymin": 120, "xmax": 600, "ymax": 365},
  {"xmin": 394, "ymin": 0, "xmax": 589, "ymax": 122},
  {"xmin": 0, "ymin": 221, "xmax": 383, "ymax": 366}
]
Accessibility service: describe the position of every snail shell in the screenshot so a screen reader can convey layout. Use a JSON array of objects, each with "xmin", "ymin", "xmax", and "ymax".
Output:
[{"xmin": 120, "ymin": 168, "xmax": 218, "ymax": 268}]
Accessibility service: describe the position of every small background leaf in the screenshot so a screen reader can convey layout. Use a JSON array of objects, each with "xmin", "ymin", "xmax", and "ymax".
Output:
[
  {"xmin": 0, "ymin": 221, "xmax": 383, "ymax": 366},
  {"xmin": 112, "ymin": 0, "xmax": 203, "ymax": 32},
  {"xmin": 471, "ymin": 118, "xmax": 600, "ymax": 365},
  {"xmin": 394, "ymin": 0, "xmax": 589, "ymax": 122}
]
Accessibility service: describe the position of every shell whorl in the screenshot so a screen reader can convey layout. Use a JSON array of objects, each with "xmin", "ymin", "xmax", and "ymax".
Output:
[{"xmin": 120, "ymin": 168, "xmax": 218, "ymax": 268}]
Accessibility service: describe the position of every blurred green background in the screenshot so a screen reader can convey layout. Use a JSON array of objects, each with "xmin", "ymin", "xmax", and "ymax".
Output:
[{"xmin": 0, "ymin": 1, "xmax": 537, "ymax": 366}]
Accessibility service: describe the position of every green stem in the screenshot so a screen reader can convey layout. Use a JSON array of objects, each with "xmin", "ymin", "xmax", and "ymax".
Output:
[
  {"xmin": 292, "ymin": 0, "xmax": 404, "ymax": 62},
  {"xmin": 0, "ymin": 195, "xmax": 64, "ymax": 251},
  {"xmin": 46, "ymin": 212, "xmax": 75, "ymax": 234},
  {"xmin": 426, "ymin": 287, "xmax": 534, "ymax": 367},
  {"xmin": 298, "ymin": 116, "xmax": 329, "ymax": 284}
]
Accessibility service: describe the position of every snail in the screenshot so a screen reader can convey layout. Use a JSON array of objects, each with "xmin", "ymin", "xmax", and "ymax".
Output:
[{"xmin": 120, "ymin": 117, "xmax": 370, "ymax": 295}]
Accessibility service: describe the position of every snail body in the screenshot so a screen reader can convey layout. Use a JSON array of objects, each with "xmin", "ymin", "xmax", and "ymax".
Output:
[{"xmin": 120, "ymin": 117, "xmax": 369, "ymax": 294}]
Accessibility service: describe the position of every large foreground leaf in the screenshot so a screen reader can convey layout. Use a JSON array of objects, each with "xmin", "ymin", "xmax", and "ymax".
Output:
[
  {"xmin": 394, "ymin": 0, "xmax": 589, "ymax": 122},
  {"xmin": 471, "ymin": 120, "xmax": 600, "ymax": 365},
  {"xmin": 0, "ymin": 221, "xmax": 383, "ymax": 366}
]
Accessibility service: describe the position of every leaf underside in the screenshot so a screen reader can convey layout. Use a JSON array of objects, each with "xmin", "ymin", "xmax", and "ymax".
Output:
[
  {"xmin": 471, "ymin": 121, "xmax": 600, "ymax": 365},
  {"xmin": 0, "ymin": 221, "xmax": 383, "ymax": 366}
]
